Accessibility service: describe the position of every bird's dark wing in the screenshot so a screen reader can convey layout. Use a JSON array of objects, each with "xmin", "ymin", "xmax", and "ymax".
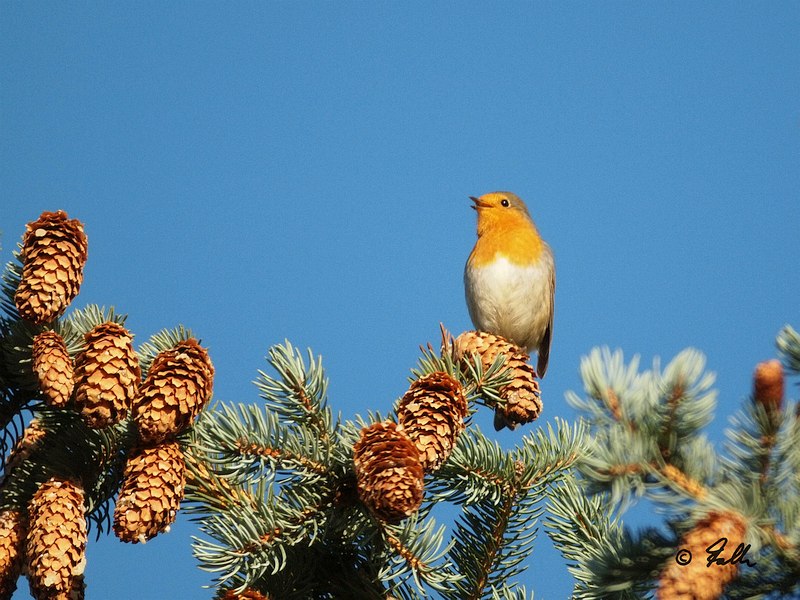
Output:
[{"xmin": 537, "ymin": 264, "xmax": 555, "ymax": 378}]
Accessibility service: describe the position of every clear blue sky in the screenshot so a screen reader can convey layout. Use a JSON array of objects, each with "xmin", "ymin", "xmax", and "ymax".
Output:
[{"xmin": 2, "ymin": 3, "xmax": 798, "ymax": 598}]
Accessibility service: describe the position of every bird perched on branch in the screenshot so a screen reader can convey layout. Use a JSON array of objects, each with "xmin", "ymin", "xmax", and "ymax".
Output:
[{"xmin": 464, "ymin": 191, "xmax": 555, "ymax": 430}]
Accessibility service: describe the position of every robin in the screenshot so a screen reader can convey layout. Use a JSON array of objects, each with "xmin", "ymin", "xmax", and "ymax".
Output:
[{"xmin": 464, "ymin": 191, "xmax": 555, "ymax": 430}]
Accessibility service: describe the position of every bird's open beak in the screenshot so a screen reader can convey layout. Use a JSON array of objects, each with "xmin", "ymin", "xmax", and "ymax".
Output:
[{"xmin": 470, "ymin": 196, "xmax": 490, "ymax": 210}]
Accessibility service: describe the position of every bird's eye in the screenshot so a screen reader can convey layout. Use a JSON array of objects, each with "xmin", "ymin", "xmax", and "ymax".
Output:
[{"xmin": 500, "ymin": 198, "xmax": 510, "ymax": 207}]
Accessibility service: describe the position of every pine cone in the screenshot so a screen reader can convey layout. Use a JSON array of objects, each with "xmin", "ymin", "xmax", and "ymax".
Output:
[
  {"xmin": 5, "ymin": 419, "xmax": 47, "ymax": 474},
  {"xmin": 25, "ymin": 478, "xmax": 87, "ymax": 600},
  {"xmin": 0, "ymin": 509, "xmax": 26, "ymax": 599},
  {"xmin": 32, "ymin": 331, "xmax": 75, "ymax": 408},
  {"xmin": 497, "ymin": 359, "xmax": 542, "ymax": 430},
  {"xmin": 396, "ymin": 372, "xmax": 467, "ymax": 472},
  {"xmin": 353, "ymin": 421, "xmax": 424, "ymax": 523},
  {"xmin": 657, "ymin": 510, "xmax": 747, "ymax": 600},
  {"xmin": 753, "ymin": 359, "xmax": 783, "ymax": 415},
  {"xmin": 14, "ymin": 211, "xmax": 88, "ymax": 325},
  {"xmin": 132, "ymin": 338, "xmax": 214, "ymax": 444},
  {"xmin": 113, "ymin": 442, "xmax": 186, "ymax": 543},
  {"xmin": 451, "ymin": 330, "xmax": 522, "ymax": 370},
  {"xmin": 451, "ymin": 331, "xmax": 542, "ymax": 430},
  {"xmin": 73, "ymin": 322, "xmax": 141, "ymax": 429}
]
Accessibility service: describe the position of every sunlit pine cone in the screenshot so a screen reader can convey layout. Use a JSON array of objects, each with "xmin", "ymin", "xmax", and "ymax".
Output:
[
  {"xmin": 496, "ymin": 357, "xmax": 542, "ymax": 430},
  {"xmin": 132, "ymin": 338, "xmax": 214, "ymax": 444},
  {"xmin": 113, "ymin": 441, "xmax": 186, "ymax": 543},
  {"xmin": 396, "ymin": 372, "xmax": 467, "ymax": 472},
  {"xmin": 5, "ymin": 419, "xmax": 47, "ymax": 475},
  {"xmin": 0, "ymin": 509, "xmax": 26, "ymax": 599},
  {"xmin": 753, "ymin": 359, "xmax": 784, "ymax": 416},
  {"xmin": 73, "ymin": 322, "xmax": 141, "ymax": 429},
  {"xmin": 451, "ymin": 330, "xmax": 542, "ymax": 430},
  {"xmin": 32, "ymin": 330, "xmax": 74, "ymax": 408},
  {"xmin": 450, "ymin": 330, "xmax": 522, "ymax": 371},
  {"xmin": 25, "ymin": 478, "xmax": 87, "ymax": 600},
  {"xmin": 14, "ymin": 211, "xmax": 88, "ymax": 324},
  {"xmin": 353, "ymin": 421, "xmax": 424, "ymax": 523},
  {"xmin": 656, "ymin": 510, "xmax": 747, "ymax": 600}
]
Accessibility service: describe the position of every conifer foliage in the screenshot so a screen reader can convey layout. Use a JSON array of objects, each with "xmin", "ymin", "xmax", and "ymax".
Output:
[
  {"xmin": 3, "ymin": 209, "xmax": 798, "ymax": 599},
  {"xmin": 185, "ymin": 333, "xmax": 585, "ymax": 598},
  {"xmin": 548, "ymin": 328, "xmax": 800, "ymax": 598},
  {"xmin": 0, "ymin": 211, "xmax": 214, "ymax": 599}
]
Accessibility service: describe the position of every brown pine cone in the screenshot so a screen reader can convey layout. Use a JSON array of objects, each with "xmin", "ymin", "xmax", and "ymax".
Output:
[
  {"xmin": 32, "ymin": 330, "xmax": 75, "ymax": 408},
  {"xmin": 353, "ymin": 421, "xmax": 424, "ymax": 523},
  {"xmin": 496, "ymin": 358, "xmax": 542, "ymax": 430},
  {"xmin": 14, "ymin": 211, "xmax": 88, "ymax": 324},
  {"xmin": 0, "ymin": 509, "xmax": 26, "ymax": 599},
  {"xmin": 657, "ymin": 510, "xmax": 747, "ymax": 600},
  {"xmin": 451, "ymin": 330, "xmax": 522, "ymax": 371},
  {"xmin": 396, "ymin": 372, "xmax": 467, "ymax": 472},
  {"xmin": 25, "ymin": 478, "xmax": 87, "ymax": 600},
  {"xmin": 451, "ymin": 330, "xmax": 542, "ymax": 430},
  {"xmin": 73, "ymin": 322, "xmax": 141, "ymax": 429},
  {"xmin": 753, "ymin": 359, "xmax": 783, "ymax": 415},
  {"xmin": 132, "ymin": 338, "xmax": 214, "ymax": 444},
  {"xmin": 113, "ymin": 442, "xmax": 186, "ymax": 543}
]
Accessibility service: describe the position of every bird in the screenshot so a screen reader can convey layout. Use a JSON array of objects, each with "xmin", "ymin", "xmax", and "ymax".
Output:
[{"xmin": 464, "ymin": 191, "xmax": 555, "ymax": 430}]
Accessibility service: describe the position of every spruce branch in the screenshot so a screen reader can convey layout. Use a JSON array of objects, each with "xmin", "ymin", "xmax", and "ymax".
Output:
[
  {"xmin": 777, "ymin": 325, "xmax": 800, "ymax": 376},
  {"xmin": 412, "ymin": 328, "xmax": 463, "ymax": 383},
  {"xmin": 442, "ymin": 482, "xmax": 541, "ymax": 600},
  {"xmin": 723, "ymin": 402, "xmax": 784, "ymax": 493},
  {"xmin": 190, "ymin": 484, "xmax": 292, "ymax": 586},
  {"xmin": 546, "ymin": 473, "xmax": 665, "ymax": 599},
  {"xmin": 655, "ymin": 463, "xmax": 708, "ymax": 501},
  {"xmin": 0, "ymin": 313, "xmax": 43, "ymax": 395},
  {"xmin": 428, "ymin": 426, "xmax": 515, "ymax": 506},
  {"xmin": 568, "ymin": 347, "xmax": 719, "ymax": 508},
  {"xmin": 377, "ymin": 516, "xmax": 456, "ymax": 593},
  {"xmin": 0, "ymin": 389, "xmax": 35, "ymax": 460},
  {"xmin": 254, "ymin": 341, "xmax": 334, "ymax": 443},
  {"xmin": 184, "ymin": 444, "xmax": 263, "ymax": 514},
  {"xmin": 192, "ymin": 401, "xmax": 331, "ymax": 483},
  {"xmin": 515, "ymin": 417, "xmax": 588, "ymax": 489},
  {"xmin": 0, "ymin": 408, "xmax": 134, "ymax": 536},
  {"xmin": 488, "ymin": 583, "xmax": 534, "ymax": 600},
  {"xmin": 0, "ymin": 253, "xmax": 22, "ymax": 321},
  {"xmin": 431, "ymin": 419, "xmax": 584, "ymax": 599},
  {"xmin": 562, "ymin": 332, "xmax": 800, "ymax": 597},
  {"xmin": 567, "ymin": 348, "xmax": 645, "ymax": 429}
]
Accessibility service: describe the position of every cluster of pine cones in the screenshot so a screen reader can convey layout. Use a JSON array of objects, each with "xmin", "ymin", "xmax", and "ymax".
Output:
[
  {"xmin": 0, "ymin": 211, "xmax": 214, "ymax": 599},
  {"xmin": 352, "ymin": 330, "xmax": 542, "ymax": 523}
]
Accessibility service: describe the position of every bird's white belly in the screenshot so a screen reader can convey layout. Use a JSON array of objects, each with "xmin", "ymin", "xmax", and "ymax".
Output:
[{"xmin": 464, "ymin": 256, "xmax": 552, "ymax": 351}]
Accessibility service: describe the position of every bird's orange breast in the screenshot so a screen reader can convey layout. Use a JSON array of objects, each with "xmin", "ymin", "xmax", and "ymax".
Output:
[{"xmin": 469, "ymin": 218, "xmax": 544, "ymax": 268}]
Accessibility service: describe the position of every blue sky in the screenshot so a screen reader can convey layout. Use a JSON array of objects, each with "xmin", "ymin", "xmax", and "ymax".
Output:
[{"xmin": 2, "ymin": 3, "xmax": 799, "ymax": 598}]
